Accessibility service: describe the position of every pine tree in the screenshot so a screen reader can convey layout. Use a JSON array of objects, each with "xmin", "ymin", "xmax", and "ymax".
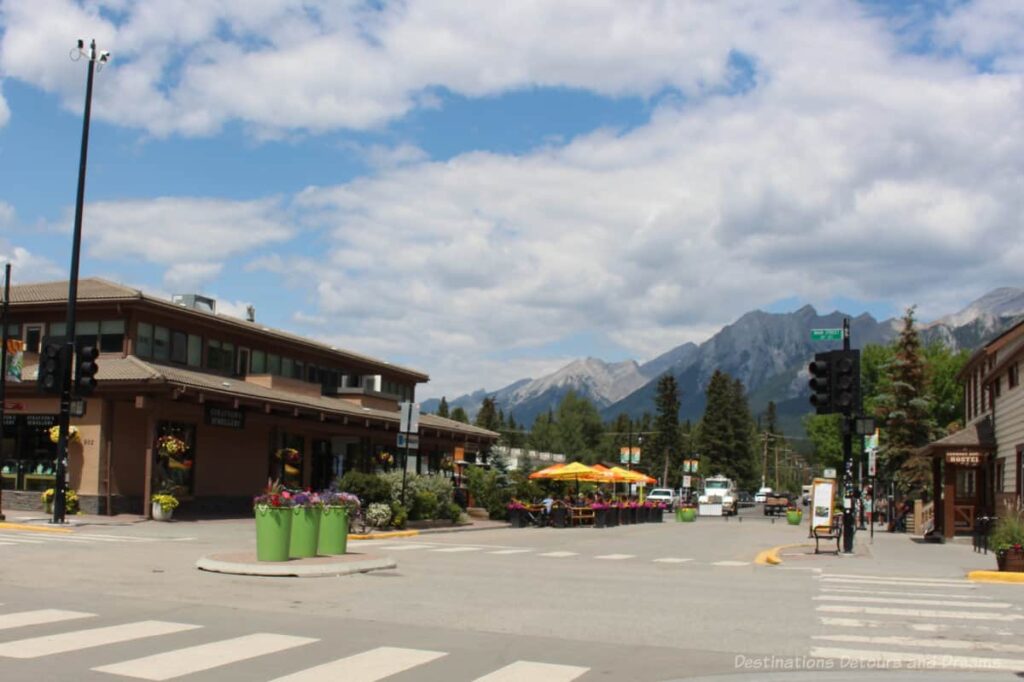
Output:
[
  {"xmin": 874, "ymin": 306, "xmax": 933, "ymax": 493},
  {"xmin": 529, "ymin": 411, "xmax": 557, "ymax": 452},
  {"xmin": 437, "ymin": 397, "xmax": 450, "ymax": 418},
  {"xmin": 475, "ymin": 397, "xmax": 501, "ymax": 432},
  {"xmin": 698, "ymin": 370, "xmax": 735, "ymax": 479},
  {"xmin": 728, "ymin": 378, "xmax": 757, "ymax": 490},
  {"xmin": 450, "ymin": 407, "xmax": 469, "ymax": 424},
  {"xmin": 554, "ymin": 391, "xmax": 604, "ymax": 462},
  {"xmin": 650, "ymin": 374, "xmax": 682, "ymax": 486}
]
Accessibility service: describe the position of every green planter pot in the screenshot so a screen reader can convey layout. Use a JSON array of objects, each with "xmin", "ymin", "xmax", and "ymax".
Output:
[
  {"xmin": 679, "ymin": 508, "xmax": 697, "ymax": 522},
  {"xmin": 317, "ymin": 506, "xmax": 350, "ymax": 555},
  {"xmin": 786, "ymin": 511, "xmax": 803, "ymax": 526},
  {"xmin": 255, "ymin": 507, "xmax": 293, "ymax": 562},
  {"xmin": 289, "ymin": 506, "xmax": 321, "ymax": 558}
]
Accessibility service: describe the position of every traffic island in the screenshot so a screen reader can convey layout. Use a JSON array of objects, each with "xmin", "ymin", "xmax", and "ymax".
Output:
[{"xmin": 196, "ymin": 551, "xmax": 397, "ymax": 578}]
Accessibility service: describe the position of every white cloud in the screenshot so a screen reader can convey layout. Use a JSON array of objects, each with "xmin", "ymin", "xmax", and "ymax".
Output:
[
  {"xmin": 0, "ymin": 201, "xmax": 15, "ymax": 228},
  {"xmin": 0, "ymin": 244, "xmax": 63, "ymax": 282},
  {"xmin": 0, "ymin": 81, "xmax": 9, "ymax": 129},
  {"xmin": 81, "ymin": 196, "xmax": 294, "ymax": 277}
]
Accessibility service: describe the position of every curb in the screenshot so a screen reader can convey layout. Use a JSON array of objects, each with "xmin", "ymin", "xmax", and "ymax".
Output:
[
  {"xmin": 196, "ymin": 555, "xmax": 397, "ymax": 578},
  {"xmin": 347, "ymin": 530, "xmax": 420, "ymax": 541},
  {"xmin": 754, "ymin": 542, "xmax": 814, "ymax": 565},
  {"xmin": 967, "ymin": 570, "xmax": 1024, "ymax": 584},
  {"xmin": 0, "ymin": 522, "xmax": 74, "ymax": 534}
]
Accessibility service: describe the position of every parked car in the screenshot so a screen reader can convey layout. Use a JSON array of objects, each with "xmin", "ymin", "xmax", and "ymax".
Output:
[
  {"xmin": 645, "ymin": 488, "xmax": 676, "ymax": 510},
  {"xmin": 754, "ymin": 487, "xmax": 773, "ymax": 503},
  {"xmin": 738, "ymin": 491, "xmax": 755, "ymax": 507}
]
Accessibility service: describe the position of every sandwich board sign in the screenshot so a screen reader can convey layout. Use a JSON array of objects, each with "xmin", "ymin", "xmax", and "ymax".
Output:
[{"xmin": 811, "ymin": 477, "xmax": 836, "ymax": 532}]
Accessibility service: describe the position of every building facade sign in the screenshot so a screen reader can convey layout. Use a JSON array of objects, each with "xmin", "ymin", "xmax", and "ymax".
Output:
[
  {"xmin": 205, "ymin": 406, "xmax": 245, "ymax": 429},
  {"xmin": 945, "ymin": 451, "xmax": 982, "ymax": 466}
]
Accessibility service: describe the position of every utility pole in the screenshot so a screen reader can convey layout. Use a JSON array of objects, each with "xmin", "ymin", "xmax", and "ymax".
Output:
[
  {"xmin": 52, "ymin": 40, "xmax": 109, "ymax": 524},
  {"xmin": 761, "ymin": 432, "xmax": 768, "ymax": 490},
  {"xmin": 0, "ymin": 264, "xmax": 10, "ymax": 521},
  {"xmin": 841, "ymin": 317, "xmax": 855, "ymax": 553}
]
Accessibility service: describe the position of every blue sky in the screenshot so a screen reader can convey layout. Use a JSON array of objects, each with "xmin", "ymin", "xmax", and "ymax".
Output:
[{"xmin": 0, "ymin": 1, "xmax": 1021, "ymax": 399}]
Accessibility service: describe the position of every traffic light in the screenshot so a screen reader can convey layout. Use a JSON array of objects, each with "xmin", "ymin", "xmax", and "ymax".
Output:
[
  {"xmin": 75, "ymin": 345, "xmax": 100, "ymax": 396},
  {"xmin": 37, "ymin": 336, "xmax": 70, "ymax": 395},
  {"xmin": 808, "ymin": 352, "xmax": 832, "ymax": 414},
  {"xmin": 832, "ymin": 349, "xmax": 860, "ymax": 414}
]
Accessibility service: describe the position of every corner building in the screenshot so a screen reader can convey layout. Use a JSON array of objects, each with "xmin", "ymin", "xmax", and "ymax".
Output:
[{"xmin": 0, "ymin": 279, "xmax": 496, "ymax": 516}]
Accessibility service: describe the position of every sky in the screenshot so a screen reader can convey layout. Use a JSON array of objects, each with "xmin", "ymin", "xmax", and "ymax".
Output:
[{"xmin": 0, "ymin": 0, "xmax": 1022, "ymax": 401}]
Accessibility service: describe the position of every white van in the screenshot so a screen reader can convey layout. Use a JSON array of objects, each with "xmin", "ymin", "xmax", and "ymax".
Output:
[{"xmin": 645, "ymin": 488, "xmax": 676, "ymax": 509}]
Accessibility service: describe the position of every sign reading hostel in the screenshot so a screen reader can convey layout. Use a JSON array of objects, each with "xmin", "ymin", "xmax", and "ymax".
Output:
[
  {"xmin": 945, "ymin": 451, "xmax": 982, "ymax": 466},
  {"xmin": 810, "ymin": 328, "xmax": 843, "ymax": 341},
  {"xmin": 206, "ymin": 406, "xmax": 245, "ymax": 429}
]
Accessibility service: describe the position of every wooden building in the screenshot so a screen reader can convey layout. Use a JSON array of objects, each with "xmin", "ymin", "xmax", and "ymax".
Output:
[{"xmin": 0, "ymin": 279, "xmax": 497, "ymax": 516}]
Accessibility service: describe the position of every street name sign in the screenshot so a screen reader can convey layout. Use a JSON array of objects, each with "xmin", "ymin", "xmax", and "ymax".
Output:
[{"xmin": 810, "ymin": 328, "xmax": 843, "ymax": 341}]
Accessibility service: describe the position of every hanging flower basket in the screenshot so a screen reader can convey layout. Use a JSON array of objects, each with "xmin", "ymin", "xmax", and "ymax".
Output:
[{"xmin": 49, "ymin": 425, "xmax": 81, "ymax": 444}]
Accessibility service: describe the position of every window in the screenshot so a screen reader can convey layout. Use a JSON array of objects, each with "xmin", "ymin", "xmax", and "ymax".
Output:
[
  {"xmin": 251, "ymin": 349, "xmax": 266, "ymax": 374},
  {"xmin": 206, "ymin": 340, "xmax": 235, "ymax": 373},
  {"xmin": 171, "ymin": 331, "xmax": 188, "ymax": 364},
  {"xmin": 100, "ymin": 320, "xmax": 125, "ymax": 353},
  {"xmin": 270, "ymin": 432, "xmax": 305, "ymax": 489},
  {"xmin": 153, "ymin": 326, "xmax": 170, "ymax": 362},
  {"xmin": 50, "ymin": 322, "xmax": 66, "ymax": 337},
  {"xmin": 187, "ymin": 335, "xmax": 202, "ymax": 367},
  {"xmin": 955, "ymin": 468, "xmax": 977, "ymax": 498},
  {"xmin": 282, "ymin": 357, "xmax": 293, "ymax": 378},
  {"xmin": 154, "ymin": 421, "xmax": 196, "ymax": 497},
  {"xmin": 137, "ymin": 323, "xmax": 153, "ymax": 357},
  {"xmin": 307, "ymin": 365, "xmax": 318, "ymax": 383},
  {"xmin": 1010, "ymin": 363, "xmax": 1020, "ymax": 389},
  {"xmin": 995, "ymin": 376, "xmax": 1002, "ymax": 399},
  {"xmin": 24, "ymin": 326, "xmax": 42, "ymax": 354},
  {"xmin": 268, "ymin": 354, "xmax": 281, "ymax": 376},
  {"xmin": 293, "ymin": 361, "xmax": 304, "ymax": 380}
]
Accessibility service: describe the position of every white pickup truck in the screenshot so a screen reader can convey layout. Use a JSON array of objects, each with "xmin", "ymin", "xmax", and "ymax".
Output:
[{"xmin": 698, "ymin": 475, "xmax": 738, "ymax": 516}]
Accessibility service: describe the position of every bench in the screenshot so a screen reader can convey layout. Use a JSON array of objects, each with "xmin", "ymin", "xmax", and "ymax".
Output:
[
  {"xmin": 571, "ymin": 507, "xmax": 595, "ymax": 526},
  {"xmin": 813, "ymin": 516, "xmax": 842, "ymax": 554}
]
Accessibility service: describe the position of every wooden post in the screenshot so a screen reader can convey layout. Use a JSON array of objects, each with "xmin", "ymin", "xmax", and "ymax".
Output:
[
  {"xmin": 143, "ymin": 411, "xmax": 156, "ymax": 520},
  {"xmin": 944, "ymin": 462, "xmax": 956, "ymax": 539}
]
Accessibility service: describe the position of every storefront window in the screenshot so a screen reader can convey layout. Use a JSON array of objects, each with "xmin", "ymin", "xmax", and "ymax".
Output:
[
  {"xmin": 270, "ymin": 432, "xmax": 305, "ymax": 488},
  {"xmin": 0, "ymin": 414, "xmax": 59, "ymax": 492},
  {"xmin": 154, "ymin": 422, "xmax": 196, "ymax": 497},
  {"xmin": 955, "ymin": 468, "xmax": 977, "ymax": 498}
]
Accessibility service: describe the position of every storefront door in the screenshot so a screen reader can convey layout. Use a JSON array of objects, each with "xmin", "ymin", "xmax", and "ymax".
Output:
[{"xmin": 311, "ymin": 439, "xmax": 333, "ymax": 491}]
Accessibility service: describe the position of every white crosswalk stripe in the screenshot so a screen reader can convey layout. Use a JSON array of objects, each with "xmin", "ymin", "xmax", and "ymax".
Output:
[
  {"xmin": 431, "ymin": 546, "xmax": 482, "ymax": 553},
  {"xmin": 595, "ymin": 554, "xmax": 634, "ymax": 560},
  {"xmin": 489, "ymin": 549, "xmax": 533, "ymax": 555},
  {"xmin": 652, "ymin": 557, "xmax": 692, "ymax": 564},
  {"xmin": 810, "ymin": 570, "xmax": 1024, "ymax": 673},
  {"xmin": 267, "ymin": 646, "xmax": 446, "ymax": 682},
  {"xmin": 472, "ymin": 660, "xmax": 589, "ymax": 681},
  {"xmin": 814, "ymin": 595, "xmax": 1010, "ymax": 609},
  {"xmin": 0, "ymin": 532, "xmax": 189, "ymax": 547},
  {"xmin": 0, "ymin": 620, "xmax": 201, "ymax": 658},
  {"xmin": 93, "ymin": 633, "xmax": 318, "ymax": 680},
  {"xmin": 0, "ymin": 609, "xmax": 95, "ymax": 631},
  {"xmin": 538, "ymin": 551, "xmax": 578, "ymax": 558},
  {"xmin": 711, "ymin": 561, "xmax": 749, "ymax": 566},
  {"xmin": 376, "ymin": 544, "xmax": 434, "ymax": 551}
]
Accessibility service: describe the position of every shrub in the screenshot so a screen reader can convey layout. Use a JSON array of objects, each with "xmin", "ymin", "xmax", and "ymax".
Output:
[
  {"xmin": 441, "ymin": 501, "xmax": 464, "ymax": 523},
  {"xmin": 990, "ymin": 509, "xmax": 1024, "ymax": 554},
  {"xmin": 410, "ymin": 491, "xmax": 440, "ymax": 521},
  {"xmin": 365, "ymin": 502, "xmax": 392, "ymax": 528},
  {"xmin": 390, "ymin": 501, "xmax": 408, "ymax": 529},
  {"xmin": 337, "ymin": 472, "xmax": 392, "ymax": 506},
  {"xmin": 465, "ymin": 467, "xmax": 511, "ymax": 520},
  {"xmin": 376, "ymin": 471, "xmax": 454, "ymax": 509}
]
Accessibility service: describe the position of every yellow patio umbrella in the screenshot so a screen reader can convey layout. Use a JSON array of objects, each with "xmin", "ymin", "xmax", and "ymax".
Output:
[
  {"xmin": 543, "ymin": 461, "xmax": 604, "ymax": 482},
  {"xmin": 528, "ymin": 463, "xmax": 566, "ymax": 480}
]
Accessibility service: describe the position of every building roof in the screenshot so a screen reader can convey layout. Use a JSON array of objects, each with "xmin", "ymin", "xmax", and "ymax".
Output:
[
  {"xmin": 20, "ymin": 356, "xmax": 496, "ymax": 441},
  {"xmin": 982, "ymin": 333, "xmax": 1024, "ymax": 386},
  {"xmin": 9, "ymin": 278, "xmax": 429, "ymax": 382},
  {"xmin": 916, "ymin": 416, "xmax": 995, "ymax": 456}
]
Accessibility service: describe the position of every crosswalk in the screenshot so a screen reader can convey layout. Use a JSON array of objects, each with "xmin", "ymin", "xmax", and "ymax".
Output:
[
  {"xmin": 362, "ymin": 540, "xmax": 750, "ymax": 567},
  {"xmin": 808, "ymin": 571, "xmax": 1024, "ymax": 672},
  {"xmin": 0, "ymin": 531, "xmax": 194, "ymax": 548},
  {"xmin": 0, "ymin": 607, "xmax": 591, "ymax": 681}
]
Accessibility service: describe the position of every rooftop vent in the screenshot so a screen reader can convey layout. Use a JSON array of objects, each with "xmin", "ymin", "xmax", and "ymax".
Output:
[
  {"xmin": 172, "ymin": 294, "xmax": 217, "ymax": 315},
  {"xmin": 246, "ymin": 305, "xmax": 255, "ymax": 322}
]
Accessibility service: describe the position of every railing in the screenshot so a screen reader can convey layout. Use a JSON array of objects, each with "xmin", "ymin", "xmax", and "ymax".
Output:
[
  {"xmin": 912, "ymin": 500, "xmax": 934, "ymax": 535},
  {"xmin": 974, "ymin": 515, "xmax": 998, "ymax": 554}
]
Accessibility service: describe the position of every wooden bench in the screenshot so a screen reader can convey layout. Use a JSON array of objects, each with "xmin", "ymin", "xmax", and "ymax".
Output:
[
  {"xmin": 571, "ymin": 507, "xmax": 595, "ymax": 526},
  {"xmin": 813, "ymin": 516, "xmax": 842, "ymax": 554}
]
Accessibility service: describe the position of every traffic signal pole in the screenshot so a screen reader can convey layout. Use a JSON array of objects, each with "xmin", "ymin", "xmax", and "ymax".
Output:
[
  {"xmin": 52, "ymin": 40, "xmax": 102, "ymax": 524},
  {"xmin": 842, "ymin": 318, "xmax": 855, "ymax": 553}
]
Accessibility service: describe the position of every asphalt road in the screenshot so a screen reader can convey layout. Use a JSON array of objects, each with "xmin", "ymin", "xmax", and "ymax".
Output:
[{"xmin": 0, "ymin": 508, "xmax": 1021, "ymax": 681}]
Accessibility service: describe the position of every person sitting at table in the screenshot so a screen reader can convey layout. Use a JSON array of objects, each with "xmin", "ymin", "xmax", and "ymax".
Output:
[{"xmin": 541, "ymin": 494, "xmax": 554, "ymax": 524}]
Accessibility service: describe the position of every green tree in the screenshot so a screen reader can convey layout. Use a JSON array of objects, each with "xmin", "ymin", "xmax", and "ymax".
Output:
[
  {"xmin": 437, "ymin": 397, "xmax": 449, "ymax": 418},
  {"xmin": 874, "ymin": 306, "xmax": 933, "ymax": 493},
  {"xmin": 728, "ymin": 377, "xmax": 757, "ymax": 490},
  {"xmin": 698, "ymin": 370, "xmax": 738, "ymax": 480},
  {"xmin": 450, "ymin": 406, "xmax": 469, "ymax": 424},
  {"xmin": 554, "ymin": 391, "xmax": 604, "ymax": 462},
  {"xmin": 649, "ymin": 374, "xmax": 682, "ymax": 486},
  {"xmin": 528, "ymin": 411, "xmax": 557, "ymax": 452},
  {"xmin": 802, "ymin": 414, "xmax": 843, "ymax": 471},
  {"xmin": 475, "ymin": 397, "xmax": 501, "ymax": 432},
  {"xmin": 923, "ymin": 341, "xmax": 970, "ymax": 434}
]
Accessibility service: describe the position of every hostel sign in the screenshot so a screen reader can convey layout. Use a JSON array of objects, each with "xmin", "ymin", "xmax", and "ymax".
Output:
[{"xmin": 945, "ymin": 451, "xmax": 982, "ymax": 467}]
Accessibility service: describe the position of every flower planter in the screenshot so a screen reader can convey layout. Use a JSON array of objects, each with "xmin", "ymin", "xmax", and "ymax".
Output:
[
  {"xmin": 152, "ymin": 501, "xmax": 174, "ymax": 522},
  {"xmin": 998, "ymin": 550, "xmax": 1024, "ymax": 572},
  {"xmin": 678, "ymin": 508, "xmax": 697, "ymax": 523},
  {"xmin": 786, "ymin": 511, "xmax": 803, "ymax": 526},
  {"xmin": 594, "ymin": 509, "xmax": 607, "ymax": 528},
  {"xmin": 317, "ymin": 507, "xmax": 349, "ymax": 555},
  {"xmin": 289, "ymin": 507, "xmax": 321, "ymax": 558},
  {"xmin": 255, "ymin": 507, "xmax": 293, "ymax": 562}
]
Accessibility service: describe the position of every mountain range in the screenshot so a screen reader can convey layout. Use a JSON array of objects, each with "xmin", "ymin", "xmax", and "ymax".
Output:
[{"xmin": 422, "ymin": 288, "xmax": 1024, "ymax": 435}]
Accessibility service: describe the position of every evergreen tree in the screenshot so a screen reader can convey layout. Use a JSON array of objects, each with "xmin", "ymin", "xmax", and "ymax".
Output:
[
  {"xmin": 554, "ymin": 391, "xmax": 604, "ymax": 462},
  {"xmin": 650, "ymin": 374, "xmax": 682, "ymax": 486},
  {"xmin": 728, "ymin": 377, "xmax": 757, "ymax": 490},
  {"xmin": 475, "ymin": 397, "xmax": 501, "ymax": 432},
  {"xmin": 698, "ymin": 370, "xmax": 735, "ymax": 479},
  {"xmin": 529, "ymin": 411, "xmax": 557, "ymax": 452},
  {"xmin": 923, "ymin": 341, "xmax": 970, "ymax": 434},
  {"xmin": 450, "ymin": 406, "xmax": 469, "ymax": 424},
  {"xmin": 874, "ymin": 306, "xmax": 933, "ymax": 493},
  {"xmin": 437, "ymin": 397, "xmax": 450, "ymax": 418},
  {"xmin": 507, "ymin": 415, "xmax": 523, "ymax": 449}
]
